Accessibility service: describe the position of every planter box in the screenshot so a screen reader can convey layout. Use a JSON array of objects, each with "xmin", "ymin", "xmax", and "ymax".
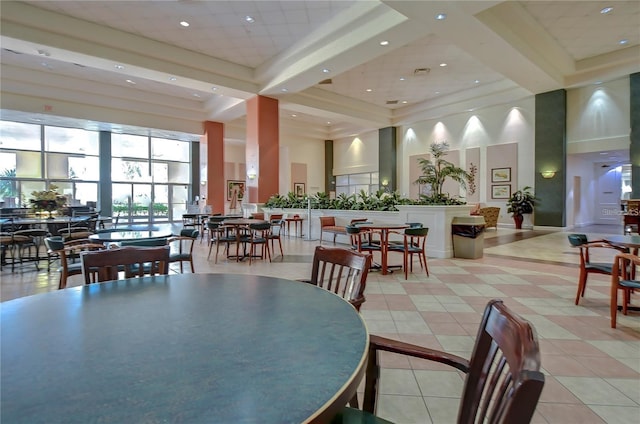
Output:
[{"xmin": 262, "ymin": 205, "xmax": 474, "ymax": 258}]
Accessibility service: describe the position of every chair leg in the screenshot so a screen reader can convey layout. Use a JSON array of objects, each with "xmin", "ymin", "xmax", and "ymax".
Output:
[
  {"xmin": 575, "ymin": 269, "xmax": 588, "ymax": 305},
  {"xmin": 611, "ymin": 282, "xmax": 619, "ymax": 328},
  {"xmin": 190, "ymin": 259, "xmax": 195, "ymax": 273}
]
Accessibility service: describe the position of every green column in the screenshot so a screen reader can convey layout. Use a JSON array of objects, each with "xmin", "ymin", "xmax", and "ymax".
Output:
[
  {"xmin": 325, "ymin": 140, "xmax": 335, "ymax": 193},
  {"xmin": 191, "ymin": 141, "xmax": 200, "ymax": 202},
  {"xmin": 98, "ymin": 131, "xmax": 112, "ymax": 217},
  {"xmin": 631, "ymin": 73, "xmax": 640, "ymax": 198},
  {"xmin": 378, "ymin": 127, "xmax": 397, "ymax": 191},
  {"xmin": 534, "ymin": 90, "xmax": 566, "ymax": 227}
]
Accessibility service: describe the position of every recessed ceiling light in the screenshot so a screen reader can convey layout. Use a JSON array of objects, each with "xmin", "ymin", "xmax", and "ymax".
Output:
[
  {"xmin": 37, "ymin": 49, "xmax": 50, "ymax": 56},
  {"xmin": 600, "ymin": 6, "xmax": 613, "ymax": 14},
  {"xmin": 114, "ymin": 64, "xmax": 124, "ymax": 70},
  {"xmin": 619, "ymin": 39, "xmax": 629, "ymax": 45},
  {"xmin": 399, "ymin": 77, "xmax": 405, "ymax": 81},
  {"xmin": 365, "ymin": 88, "xmax": 372, "ymax": 92},
  {"xmin": 291, "ymin": 114, "xmax": 297, "ymax": 117},
  {"xmin": 281, "ymin": 88, "xmax": 288, "ymax": 92},
  {"xmin": 322, "ymin": 68, "xmax": 331, "ymax": 73},
  {"xmin": 474, "ymin": 79, "xmax": 480, "ymax": 84},
  {"xmin": 168, "ymin": 76, "xmax": 177, "ymax": 81},
  {"xmin": 401, "ymin": 100, "xmax": 408, "ymax": 104},
  {"xmin": 379, "ymin": 40, "xmax": 389, "ymax": 46},
  {"xmin": 439, "ymin": 63, "xmax": 447, "ymax": 67},
  {"xmin": 125, "ymin": 79, "xmax": 136, "ymax": 84},
  {"xmin": 211, "ymin": 86, "xmax": 218, "ymax": 91},
  {"xmin": 435, "ymin": 13, "xmax": 447, "ymax": 20},
  {"xmin": 192, "ymin": 93, "xmax": 201, "ymax": 98},
  {"xmin": 435, "ymin": 91, "xmax": 440, "ymax": 94},
  {"xmin": 600, "ymin": 152, "xmax": 608, "ymax": 155},
  {"xmin": 245, "ymin": 15, "xmax": 255, "ymax": 23},
  {"xmin": 180, "ymin": 21, "xmax": 190, "ymax": 27},
  {"xmin": 326, "ymin": 121, "xmax": 331, "ymax": 125}
]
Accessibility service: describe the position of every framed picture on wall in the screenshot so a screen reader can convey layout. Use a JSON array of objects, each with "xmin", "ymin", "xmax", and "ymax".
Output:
[
  {"xmin": 227, "ymin": 180, "xmax": 245, "ymax": 201},
  {"xmin": 491, "ymin": 167, "xmax": 511, "ymax": 183},
  {"xmin": 491, "ymin": 184, "xmax": 511, "ymax": 199},
  {"xmin": 294, "ymin": 183, "xmax": 305, "ymax": 197}
]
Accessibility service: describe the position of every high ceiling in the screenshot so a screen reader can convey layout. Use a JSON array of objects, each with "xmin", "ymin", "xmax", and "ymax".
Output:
[{"xmin": 1, "ymin": 0, "xmax": 638, "ymax": 142}]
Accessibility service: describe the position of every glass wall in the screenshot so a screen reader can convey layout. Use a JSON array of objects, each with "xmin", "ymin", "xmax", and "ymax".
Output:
[
  {"xmin": 0, "ymin": 120, "xmax": 192, "ymax": 223},
  {"xmin": 111, "ymin": 133, "xmax": 191, "ymax": 224}
]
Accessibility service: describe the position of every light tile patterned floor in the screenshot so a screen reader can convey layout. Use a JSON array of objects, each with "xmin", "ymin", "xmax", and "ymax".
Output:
[{"xmin": 1, "ymin": 225, "xmax": 638, "ymax": 423}]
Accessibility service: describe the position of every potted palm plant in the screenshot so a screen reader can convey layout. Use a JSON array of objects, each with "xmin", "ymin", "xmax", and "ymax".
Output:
[
  {"xmin": 506, "ymin": 186, "xmax": 535, "ymax": 229},
  {"xmin": 414, "ymin": 141, "xmax": 474, "ymax": 204}
]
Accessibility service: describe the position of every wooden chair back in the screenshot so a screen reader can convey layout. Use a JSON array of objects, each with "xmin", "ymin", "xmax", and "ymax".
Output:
[
  {"xmin": 307, "ymin": 246, "xmax": 372, "ymax": 311},
  {"xmin": 81, "ymin": 246, "xmax": 170, "ymax": 283},
  {"xmin": 610, "ymin": 253, "xmax": 640, "ymax": 328},
  {"xmin": 357, "ymin": 299, "xmax": 544, "ymax": 423}
]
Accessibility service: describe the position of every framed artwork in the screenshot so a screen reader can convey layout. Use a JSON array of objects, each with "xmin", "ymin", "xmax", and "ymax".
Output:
[
  {"xmin": 491, "ymin": 184, "xmax": 511, "ymax": 199},
  {"xmin": 294, "ymin": 183, "xmax": 305, "ymax": 197},
  {"xmin": 227, "ymin": 180, "xmax": 245, "ymax": 201},
  {"xmin": 491, "ymin": 167, "xmax": 511, "ymax": 183}
]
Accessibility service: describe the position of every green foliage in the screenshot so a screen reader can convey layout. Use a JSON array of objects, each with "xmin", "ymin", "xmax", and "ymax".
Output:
[
  {"xmin": 415, "ymin": 142, "xmax": 473, "ymax": 204},
  {"xmin": 506, "ymin": 186, "xmax": 536, "ymax": 216},
  {"xmin": 265, "ymin": 188, "xmax": 456, "ymax": 211},
  {"xmin": 0, "ymin": 168, "xmax": 17, "ymax": 199}
]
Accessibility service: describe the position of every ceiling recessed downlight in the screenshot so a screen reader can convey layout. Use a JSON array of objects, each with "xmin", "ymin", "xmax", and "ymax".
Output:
[
  {"xmin": 281, "ymin": 88, "xmax": 288, "ymax": 92},
  {"xmin": 125, "ymin": 79, "xmax": 136, "ymax": 84},
  {"xmin": 379, "ymin": 40, "xmax": 389, "ymax": 46},
  {"xmin": 435, "ymin": 13, "xmax": 447, "ymax": 20},
  {"xmin": 365, "ymin": 88, "xmax": 372, "ymax": 92},
  {"xmin": 322, "ymin": 68, "xmax": 330, "ymax": 73},
  {"xmin": 169, "ymin": 76, "xmax": 177, "ymax": 81},
  {"xmin": 399, "ymin": 77, "xmax": 405, "ymax": 81},
  {"xmin": 600, "ymin": 6, "xmax": 613, "ymax": 14},
  {"xmin": 474, "ymin": 79, "xmax": 480, "ymax": 84},
  {"xmin": 180, "ymin": 21, "xmax": 189, "ymax": 27},
  {"xmin": 114, "ymin": 64, "xmax": 124, "ymax": 70},
  {"xmin": 619, "ymin": 39, "xmax": 629, "ymax": 45},
  {"xmin": 439, "ymin": 63, "xmax": 447, "ymax": 67},
  {"xmin": 245, "ymin": 15, "xmax": 255, "ymax": 23}
]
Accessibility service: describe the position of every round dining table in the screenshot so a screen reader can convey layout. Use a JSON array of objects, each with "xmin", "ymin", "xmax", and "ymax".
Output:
[
  {"xmin": 357, "ymin": 222, "xmax": 409, "ymax": 275},
  {"xmin": 88, "ymin": 229, "xmax": 173, "ymax": 243},
  {"xmin": 1, "ymin": 273, "xmax": 368, "ymax": 423}
]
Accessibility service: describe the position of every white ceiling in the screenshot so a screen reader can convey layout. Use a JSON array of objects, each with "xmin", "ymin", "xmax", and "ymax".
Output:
[{"xmin": 1, "ymin": 0, "xmax": 639, "ymax": 148}]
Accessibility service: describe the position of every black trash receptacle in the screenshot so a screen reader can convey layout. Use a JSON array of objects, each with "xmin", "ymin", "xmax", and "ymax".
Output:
[{"xmin": 452, "ymin": 216, "xmax": 485, "ymax": 259}]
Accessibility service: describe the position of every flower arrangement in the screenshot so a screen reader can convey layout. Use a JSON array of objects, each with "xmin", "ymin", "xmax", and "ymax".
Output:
[{"xmin": 30, "ymin": 184, "xmax": 66, "ymax": 218}]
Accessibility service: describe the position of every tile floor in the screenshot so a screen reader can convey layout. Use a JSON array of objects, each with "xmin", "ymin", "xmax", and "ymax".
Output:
[{"xmin": 1, "ymin": 224, "xmax": 639, "ymax": 423}]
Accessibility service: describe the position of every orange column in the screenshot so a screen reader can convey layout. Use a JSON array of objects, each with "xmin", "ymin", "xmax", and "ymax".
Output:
[
  {"xmin": 246, "ymin": 95, "xmax": 279, "ymax": 203},
  {"xmin": 202, "ymin": 121, "xmax": 225, "ymax": 215}
]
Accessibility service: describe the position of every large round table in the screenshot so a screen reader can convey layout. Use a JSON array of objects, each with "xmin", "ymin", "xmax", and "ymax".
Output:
[{"xmin": 1, "ymin": 274, "xmax": 368, "ymax": 423}]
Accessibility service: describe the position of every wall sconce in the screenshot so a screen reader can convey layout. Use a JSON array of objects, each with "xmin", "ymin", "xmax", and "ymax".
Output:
[
  {"xmin": 381, "ymin": 179, "xmax": 389, "ymax": 187},
  {"xmin": 247, "ymin": 167, "xmax": 257, "ymax": 180},
  {"xmin": 200, "ymin": 180, "xmax": 206, "ymax": 186},
  {"xmin": 540, "ymin": 170, "xmax": 556, "ymax": 179}
]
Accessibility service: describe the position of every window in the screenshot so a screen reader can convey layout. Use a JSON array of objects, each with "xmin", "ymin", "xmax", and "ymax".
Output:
[{"xmin": 335, "ymin": 172, "xmax": 379, "ymax": 196}]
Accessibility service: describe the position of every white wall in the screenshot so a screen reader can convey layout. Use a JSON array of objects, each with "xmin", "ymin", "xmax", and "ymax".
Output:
[
  {"xmin": 280, "ymin": 134, "xmax": 325, "ymax": 195},
  {"xmin": 396, "ymin": 97, "xmax": 536, "ymax": 224},
  {"xmin": 333, "ymin": 131, "xmax": 379, "ymax": 176},
  {"xmin": 565, "ymin": 76, "xmax": 631, "ymax": 227}
]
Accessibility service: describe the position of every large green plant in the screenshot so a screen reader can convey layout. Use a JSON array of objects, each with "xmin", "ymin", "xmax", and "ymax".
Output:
[
  {"xmin": 414, "ymin": 142, "xmax": 473, "ymax": 204},
  {"xmin": 506, "ymin": 186, "xmax": 535, "ymax": 217},
  {"xmin": 265, "ymin": 189, "xmax": 419, "ymax": 211}
]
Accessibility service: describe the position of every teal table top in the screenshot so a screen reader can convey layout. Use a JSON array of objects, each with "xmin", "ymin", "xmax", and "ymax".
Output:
[{"xmin": 1, "ymin": 274, "xmax": 368, "ymax": 423}]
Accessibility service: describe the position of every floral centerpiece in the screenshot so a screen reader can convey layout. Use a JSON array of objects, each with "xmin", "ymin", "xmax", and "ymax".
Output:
[{"xmin": 30, "ymin": 184, "xmax": 67, "ymax": 218}]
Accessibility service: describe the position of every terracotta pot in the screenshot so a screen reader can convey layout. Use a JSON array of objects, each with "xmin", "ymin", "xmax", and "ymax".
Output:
[{"xmin": 513, "ymin": 214, "xmax": 524, "ymax": 229}]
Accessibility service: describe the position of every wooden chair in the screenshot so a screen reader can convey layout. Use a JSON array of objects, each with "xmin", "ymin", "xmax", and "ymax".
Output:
[
  {"xmin": 300, "ymin": 246, "xmax": 372, "ymax": 311},
  {"xmin": 333, "ymin": 299, "xmax": 544, "ymax": 424},
  {"xmin": 345, "ymin": 225, "xmax": 381, "ymax": 262},
  {"xmin": 181, "ymin": 213, "xmax": 198, "ymax": 231},
  {"xmin": 268, "ymin": 217, "xmax": 284, "ymax": 258},
  {"xmin": 166, "ymin": 228, "xmax": 199, "ymax": 273},
  {"xmin": 12, "ymin": 228, "xmax": 49, "ymax": 270},
  {"xmin": 610, "ymin": 253, "xmax": 640, "ymax": 328},
  {"xmin": 81, "ymin": 246, "xmax": 170, "ymax": 283},
  {"xmin": 207, "ymin": 221, "xmax": 237, "ymax": 263},
  {"xmin": 246, "ymin": 222, "xmax": 271, "ymax": 264},
  {"xmin": 45, "ymin": 238, "xmax": 106, "ymax": 289},
  {"xmin": 568, "ymin": 234, "xmax": 628, "ymax": 305},
  {"xmin": 388, "ymin": 227, "xmax": 429, "ymax": 279}
]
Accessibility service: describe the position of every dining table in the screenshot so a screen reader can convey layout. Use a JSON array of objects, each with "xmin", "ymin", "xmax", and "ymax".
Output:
[
  {"xmin": 604, "ymin": 234, "xmax": 640, "ymax": 255},
  {"xmin": 222, "ymin": 218, "xmax": 268, "ymax": 261},
  {"xmin": 1, "ymin": 273, "xmax": 368, "ymax": 423},
  {"xmin": 357, "ymin": 222, "xmax": 409, "ymax": 275},
  {"xmin": 88, "ymin": 229, "xmax": 173, "ymax": 243}
]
